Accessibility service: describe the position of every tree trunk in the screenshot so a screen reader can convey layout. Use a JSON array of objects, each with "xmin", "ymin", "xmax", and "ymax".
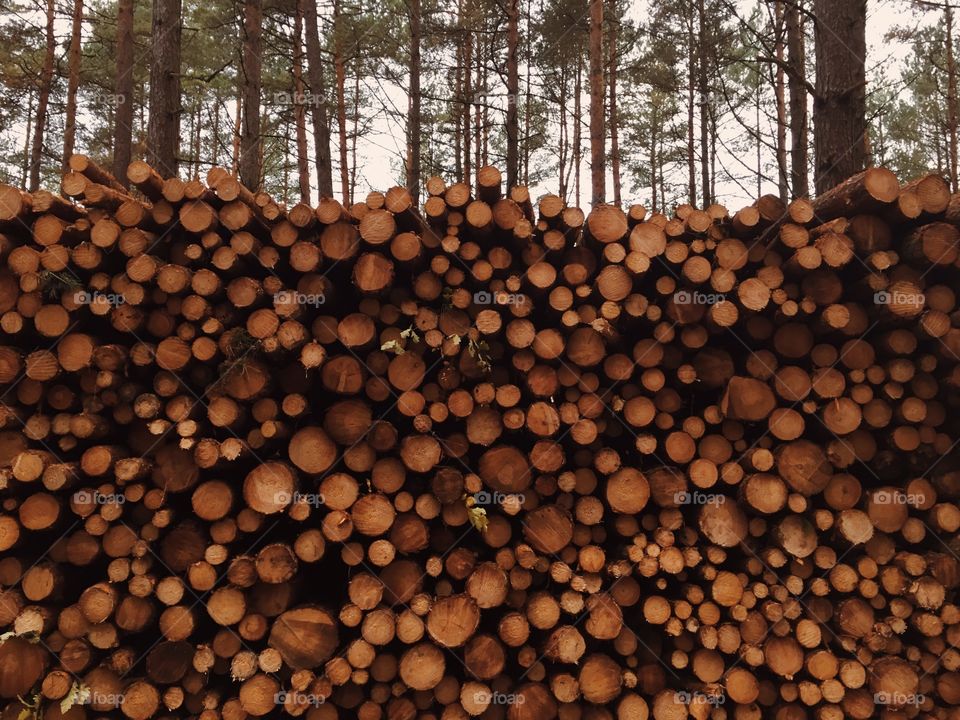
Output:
[
  {"xmin": 574, "ymin": 55, "xmax": 582, "ymax": 208},
  {"xmin": 607, "ymin": 0, "xmax": 621, "ymax": 207},
  {"xmin": 474, "ymin": 43, "xmax": 482, "ymax": 188},
  {"xmin": 63, "ymin": 0, "xmax": 84, "ymax": 172},
  {"xmin": 588, "ymin": 0, "xmax": 605, "ymax": 206},
  {"xmin": 146, "ymin": 0, "xmax": 181, "ymax": 177},
  {"xmin": 559, "ymin": 66, "xmax": 568, "ymax": 201},
  {"xmin": 946, "ymin": 5, "xmax": 958, "ymax": 192},
  {"xmin": 407, "ymin": 0, "xmax": 422, "ymax": 202},
  {"xmin": 333, "ymin": 0, "xmax": 350, "ymax": 205},
  {"xmin": 506, "ymin": 0, "xmax": 519, "ymax": 188},
  {"xmin": 113, "ymin": 0, "xmax": 134, "ymax": 185},
  {"xmin": 523, "ymin": 0, "xmax": 531, "ymax": 185},
  {"xmin": 454, "ymin": 43, "xmax": 463, "ymax": 180},
  {"xmin": 29, "ymin": 0, "xmax": 56, "ymax": 191},
  {"xmin": 239, "ymin": 0, "xmax": 263, "ymax": 189},
  {"xmin": 686, "ymin": 6, "xmax": 696, "ymax": 206},
  {"xmin": 812, "ymin": 0, "xmax": 867, "ymax": 193},
  {"xmin": 21, "ymin": 89, "xmax": 33, "ymax": 188},
  {"xmin": 774, "ymin": 0, "xmax": 789, "ymax": 202},
  {"xmin": 293, "ymin": 0, "xmax": 311, "ymax": 203},
  {"xmin": 697, "ymin": 0, "xmax": 710, "ymax": 206},
  {"xmin": 462, "ymin": 0, "xmax": 472, "ymax": 186},
  {"xmin": 232, "ymin": 90, "xmax": 242, "ymax": 175},
  {"xmin": 304, "ymin": 0, "xmax": 334, "ymax": 199},
  {"xmin": 650, "ymin": 102, "xmax": 657, "ymax": 213},
  {"xmin": 786, "ymin": 0, "xmax": 808, "ymax": 197}
]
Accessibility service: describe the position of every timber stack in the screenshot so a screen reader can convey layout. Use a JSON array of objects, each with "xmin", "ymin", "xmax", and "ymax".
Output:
[{"xmin": 0, "ymin": 155, "xmax": 957, "ymax": 719}]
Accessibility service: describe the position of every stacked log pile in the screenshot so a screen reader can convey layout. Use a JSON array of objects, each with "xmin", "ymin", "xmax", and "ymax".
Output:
[{"xmin": 0, "ymin": 156, "xmax": 958, "ymax": 719}]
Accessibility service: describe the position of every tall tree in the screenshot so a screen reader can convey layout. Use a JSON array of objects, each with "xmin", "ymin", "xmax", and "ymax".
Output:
[
  {"xmin": 304, "ymin": 0, "xmax": 334, "ymax": 198},
  {"xmin": 239, "ymin": 0, "xmax": 263, "ymax": 188},
  {"xmin": 588, "ymin": 0, "xmax": 604, "ymax": 205},
  {"xmin": 773, "ymin": 0, "xmax": 788, "ymax": 201},
  {"xmin": 29, "ymin": 0, "xmax": 56, "ymax": 191},
  {"xmin": 813, "ymin": 0, "xmax": 867, "ymax": 192},
  {"xmin": 332, "ymin": 0, "xmax": 350, "ymax": 204},
  {"xmin": 945, "ymin": 3, "xmax": 958, "ymax": 191},
  {"xmin": 63, "ymin": 0, "xmax": 84, "ymax": 169},
  {"xmin": 112, "ymin": 0, "xmax": 135, "ymax": 185},
  {"xmin": 607, "ymin": 0, "xmax": 621, "ymax": 206},
  {"xmin": 786, "ymin": 0, "xmax": 808, "ymax": 197},
  {"xmin": 696, "ymin": 0, "xmax": 710, "ymax": 205},
  {"xmin": 407, "ymin": 0, "xmax": 422, "ymax": 200},
  {"xmin": 146, "ymin": 0, "xmax": 182, "ymax": 176},
  {"xmin": 506, "ymin": 0, "xmax": 520, "ymax": 188},
  {"xmin": 293, "ymin": 0, "xmax": 311, "ymax": 203}
]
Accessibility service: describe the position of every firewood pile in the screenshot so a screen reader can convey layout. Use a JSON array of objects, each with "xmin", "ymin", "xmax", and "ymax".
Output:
[{"xmin": 0, "ymin": 156, "xmax": 958, "ymax": 719}]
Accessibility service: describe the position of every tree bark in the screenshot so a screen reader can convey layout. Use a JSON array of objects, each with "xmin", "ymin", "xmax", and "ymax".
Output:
[
  {"xmin": 113, "ymin": 0, "xmax": 135, "ymax": 185},
  {"xmin": 946, "ymin": 4, "xmax": 958, "ymax": 192},
  {"xmin": 407, "ymin": 0, "xmax": 422, "ymax": 202},
  {"xmin": 812, "ymin": 0, "xmax": 867, "ymax": 193},
  {"xmin": 774, "ymin": 0, "xmax": 789, "ymax": 202},
  {"xmin": 506, "ymin": 0, "xmax": 519, "ymax": 189},
  {"xmin": 686, "ymin": 5, "xmax": 696, "ymax": 206},
  {"xmin": 786, "ymin": 0, "xmax": 808, "ymax": 197},
  {"xmin": 29, "ymin": 0, "xmax": 56, "ymax": 191},
  {"xmin": 607, "ymin": 0, "xmax": 621, "ymax": 207},
  {"xmin": 239, "ymin": 0, "xmax": 263, "ymax": 189},
  {"xmin": 146, "ymin": 0, "xmax": 182, "ymax": 177},
  {"xmin": 293, "ymin": 0, "xmax": 311, "ymax": 204},
  {"xmin": 304, "ymin": 0, "xmax": 334, "ymax": 199},
  {"xmin": 588, "ymin": 0, "xmax": 605, "ymax": 205},
  {"xmin": 697, "ymin": 0, "xmax": 710, "ymax": 206},
  {"xmin": 574, "ymin": 55, "xmax": 582, "ymax": 207},
  {"xmin": 462, "ymin": 0, "xmax": 472, "ymax": 186},
  {"xmin": 63, "ymin": 0, "xmax": 84, "ymax": 172},
  {"xmin": 333, "ymin": 0, "xmax": 350, "ymax": 205}
]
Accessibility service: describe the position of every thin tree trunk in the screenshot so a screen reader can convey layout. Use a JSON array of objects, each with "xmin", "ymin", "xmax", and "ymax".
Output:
[
  {"xmin": 506, "ymin": 0, "xmax": 519, "ymax": 188},
  {"xmin": 774, "ymin": 0, "xmax": 789, "ymax": 202},
  {"xmin": 232, "ymin": 91, "xmax": 242, "ymax": 174},
  {"xmin": 113, "ymin": 0, "xmax": 134, "ymax": 184},
  {"xmin": 350, "ymin": 68, "xmax": 360, "ymax": 205},
  {"xmin": 588, "ymin": 0, "xmax": 605, "ymax": 205},
  {"xmin": 812, "ymin": 0, "xmax": 867, "ymax": 193},
  {"xmin": 756, "ymin": 79, "xmax": 762, "ymax": 197},
  {"xmin": 304, "ymin": 0, "xmax": 334, "ymax": 198},
  {"xmin": 474, "ymin": 42, "xmax": 482, "ymax": 188},
  {"xmin": 559, "ymin": 66, "xmax": 568, "ymax": 201},
  {"xmin": 454, "ymin": 43, "xmax": 463, "ymax": 180},
  {"xmin": 697, "ymin": 0, "xmax": 710, "ymax": 206},
  {"xmin": 293, "ymin": 0, "xmax": 311, "ymax": 203},
  {"xmin": 63, "ymin": 0, "xmax": 84, "ymax": 171},
  {"xmin": 22, "ymin": 89, "xmax": 33, "ymax": 188},
  {"xmin": 239, "ymin": 0, "xmax": 263, "ymax": 188},
  {"xmin": 211, "ymin": 93, "xmax": 221, "ymax": 167},
  {"xmin": 333, "ymin": 0, "xmax": 350, "ymax": 204},
  {"xmin": 650, "ymin": 102, "xmax": 657, "ymax": 213},
  {"xmin": 462, "ymin": 0, "xmax": 472, "ymax": 185},
  {"xmin": 523, "ymin": 0, "xmax": 531, "ymax": 185},
  {"xmin": 574, "ymin": 54, "xmax": 582, "ymax": 208},
  {"xmin": 407, "ymin": 0, "xmax": 422, "ymax": 201},
  {"xmin": 146, "ymin": 0, "xmax": 181, "ymax": 177},
  {"xmin": 29, "ymin": 0, "xmax": 56, "ymax": 191},
  {"xmin": 946, "ymin": 4, "xmax": 958, "ymax": 191},
  {"xmin": 786, "ymin": 0, "xmax": 808, "ymax": 197},
  {"xmin": 607, "ymin": 0, "xmax": 621, "ymax": 206},
  {"xmin": 686, "ymin": 6, "xmax": 696, "ymax": 206}
]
